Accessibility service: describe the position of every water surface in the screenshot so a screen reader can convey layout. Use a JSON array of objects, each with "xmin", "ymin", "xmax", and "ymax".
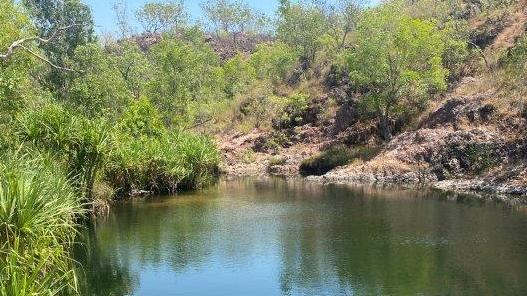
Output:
[{"xmin": 76, "ymin": 178, "xmax": 527, "ymax": 295}]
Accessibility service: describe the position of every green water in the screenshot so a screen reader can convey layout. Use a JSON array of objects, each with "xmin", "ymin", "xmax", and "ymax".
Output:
[{"xmin": 76, "ymin": 178, "xmax": 527, "ymax": 296}]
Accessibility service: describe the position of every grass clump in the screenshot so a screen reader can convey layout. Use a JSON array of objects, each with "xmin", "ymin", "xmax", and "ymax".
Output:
[
  {"xmin": 0, "ymin": 152, "xmax": 83, "ymax": 296},
  {"xmin": 300, "ymin": 145, "xmax": 355, "ymax": 176},
  {"xmin": 17, "ymin": 103, "xmax": 109, "ymax": 202},
  {"xmin": 106, "ymin": 131, "xmax": 219, "ymax": 197}
]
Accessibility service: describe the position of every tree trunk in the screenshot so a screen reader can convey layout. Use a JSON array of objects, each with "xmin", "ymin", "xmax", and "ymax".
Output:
[{"xmin": 378, "ymin": 113, "xmax": 392, "ymax": 141}]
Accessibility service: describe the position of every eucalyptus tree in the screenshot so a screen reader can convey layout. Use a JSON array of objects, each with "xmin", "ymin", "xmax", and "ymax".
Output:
[
  {"xmin": 313, "ymin": 0, "xmax": 366, "ymax": 50},
  {"xmin": 201, "ymin": 0, "xmax": 267, "ymax": 41},
  {"xmin": 135, "ymin": 0, "xmax": 188, "ymax": 34},
  {"xmin": 22, "ymin": 0, "xmax": 95, "ymax": 96},
  {"xmin": 277, "ymin": 0, "xmax": 328, "ymax": 65}
]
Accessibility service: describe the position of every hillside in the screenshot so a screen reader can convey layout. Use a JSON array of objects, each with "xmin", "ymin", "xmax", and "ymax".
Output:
[{"xmin": 217, "ymin": 0, "xmax": 527, "ymax": 198}]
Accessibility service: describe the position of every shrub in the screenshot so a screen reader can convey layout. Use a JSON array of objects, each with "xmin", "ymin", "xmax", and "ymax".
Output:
[
  {"xmin": 105, "ymin": 131, "xmax": 219, "ymax": 197},
  {"xmin": 268, "ymin": 156, "xmax": 287, "ymax": 166},
  {"xmin": 300, "ymin": 145, "xmax": 354, "ymax": 176},
  {"xmin": 500, "ymin": 36, "xmax": 527, "ymax": 92},
  {"xmin": 273, "ymin": 93, "xmax": 310, "ymax": 129},
  {"xmin": 0, "ymin": 152, "xmax": 83, "ymax": 296},
  {"xmin": 249, "ymin": 42, "xmax": 299, "ymax": 84},
  {"xmin": 17, "ymin": 103, "xmax": 110, "ymax": 202}
]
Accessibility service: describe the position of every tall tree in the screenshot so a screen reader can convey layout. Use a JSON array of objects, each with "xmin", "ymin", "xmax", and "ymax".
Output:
[
  {"xmin": 22, "ymin": 0, "xmax": 95, "ymax": 96},
  {"xmin": 201, "ymin": 0, "xmax": 266, "ymax": 40},
  {"xmin": 314, "ymin": 0, "xmax": 366, "ymax": 50},
  {"xmin": 277, "ymin": 0, "xmax": 328, "ymax": 65},
  {"xmin": 349, "ymin": 5, "xmax": 448, "ymax": 139},
  {"xmin": 113, "ymin": 0, "xmax": 132, "ymax": 39},
  {"xmin": 135, "ymin": 0, "xmax": 188, "ymax": 34}
]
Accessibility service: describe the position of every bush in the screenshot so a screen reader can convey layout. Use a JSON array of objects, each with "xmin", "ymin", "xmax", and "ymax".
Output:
[
  {"xmin": 105, "ymin": 131, "xmax": 219, "ymax": 197},
  {"xmin": 273, "ymin": 93, "xmax": 310, "ymax": 129},
  {"xmin": 268, "ymin": 156, "xmax": 287, "ymax": 166},
  {"xmin": 17, "ymin": 103, "xmax": 109, "ymax": 202},
  {"xmin": 500, "ymin": 36, "xmax": 527, "ymax": 92},
  {"xmin": 249, "ymin": 42, "xmax": 299, "ymax": 84},
  {"xmin": 300, "ymin": 145, "xmax": 354, "ymax": 176}
]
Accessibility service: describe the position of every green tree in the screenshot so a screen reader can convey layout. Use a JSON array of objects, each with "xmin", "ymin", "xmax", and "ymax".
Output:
[
  {"xmin": 148, "ymin": 37, "xmax": 225, "ymax": 126},
  {"xmin": 223, "ymin": 53, "xmax": 255, "ymax": 98},
  {"xmin": 277, "ymin": 0, "xmax": 328, "ymax": 65},
  {"xmin": 136, "ymin": 0, "xmax": 188, "ymax": 34},
  {"xmin": 0, "ymin": 1, "xmax": 34, "ymax": 112},
  {"xmin": 22, "ymin": 0, "xmax": 95, "ymax": 96},
  {"xmin": 201, "ymin": 0, "xmax": 266, "ymax": 40},
  {"xmin": 109, "ymin": 41, "xmax": 153, "ymax": 100},
  {"xmin": 118, "ymin": 96, "xmax": 166, "ymax": 138},
  {"xmin": 314, "ymin": 0, "xmax": 365, "ymax": 50},
  {"xmin": 249, "ymin": 42, "xmax": 298, "ymax": 84},
  {"xmin": 68, "ymin": 43, "xmax": 131, "ymax": 119},
  {"xmin": 349, "ymin": 5, "xmax": 448, "ymax": 139}
]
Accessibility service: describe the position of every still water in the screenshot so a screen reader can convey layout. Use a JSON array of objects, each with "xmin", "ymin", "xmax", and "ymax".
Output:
[{"xmin": 76, "ymin": 178, "xmax": 527, "ymax": 296}]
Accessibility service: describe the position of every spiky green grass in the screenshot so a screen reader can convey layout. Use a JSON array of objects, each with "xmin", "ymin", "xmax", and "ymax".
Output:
[{"xmin": 0, "ymin": 153, "xmax": 83, "ymax": 296}]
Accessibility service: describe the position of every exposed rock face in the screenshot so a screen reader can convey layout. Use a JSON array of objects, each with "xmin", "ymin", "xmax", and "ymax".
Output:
[{"xmin": 119, "ymin": 32, "xmax": 272, "ymax": 60}]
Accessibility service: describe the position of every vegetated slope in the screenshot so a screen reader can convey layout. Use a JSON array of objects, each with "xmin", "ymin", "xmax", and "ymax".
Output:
[{"xmin": 218, "ymin": 0, "xmax": 527, "ymax": 197}]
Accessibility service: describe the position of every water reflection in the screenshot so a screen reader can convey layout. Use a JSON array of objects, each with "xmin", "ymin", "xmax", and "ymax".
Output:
[{"xmin": 76, "ymin": 178, "xmax": 527, "ymax": 296}]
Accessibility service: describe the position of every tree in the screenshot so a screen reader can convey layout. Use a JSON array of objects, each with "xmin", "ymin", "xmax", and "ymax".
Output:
[
  {"xmin": 277, "ymin": 0, "xmax": 328, "ymax": 65},
  {"xmin": 113, "ymin": 0, "xmax": 132, "ymax": 39},
  {"xmin": 348, "ymin": 5, "xmax": 448, "ymax": 139},
  {"xmin": 68, "ymin": 43, "xmax": 131, "ymax": 119},
  {"xmin": 22, "ymin": 0, "xmax": 95, "ymax": 95},
  {"xmin": 249, "ymin": 42, "xmax": 298, "ymax": 84},
  {"xmin": 201, "ymin": 0, "xmax": 266, "ymax": 40},
  {"xmin": 0, "ymin": 0, "xmax": 35, "ymax": 126},
  {"xmin": 148, "ymin": 37, "xmax": 225, "ymax": 126},
  {"xmin": 223, "ymin": 53, "xmax": 255, "ymax": 98},
  {"xmin": 108, "ymin": 41, "xmax": 153, "ymax": 100},
  {"xmin": 135, "ymin": 0, "xmax": 187, "ymax": 34},
  {"xmin": 314, "ymin": 0, "xmax": 366, "ymax": 50}
]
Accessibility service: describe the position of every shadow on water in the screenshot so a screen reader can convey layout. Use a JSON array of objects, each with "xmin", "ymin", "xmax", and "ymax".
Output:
[{"xmin": 75, "ymin": 177, "xmax": 527, "ymax": 296}]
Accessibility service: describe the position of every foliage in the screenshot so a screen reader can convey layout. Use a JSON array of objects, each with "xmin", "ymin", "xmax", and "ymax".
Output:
[
  {"xmin": 277, "ymin": 0, "xmax": 328, "ymax": 63},
  {"xmin": 274, "ymin": 93, "xmax": 310, "ymax": 129},
  {"xmin": 68, "ymin": 43, "xmax": 131, "ymax": 119},
  {"xmin": 201, "ymin": 0, "xmax": 267, "ymax": 37},
  {"xmin": 349, "ymin": 5, "xmax": 448, "ymax": 139},
  {"xmin": 0, "ymin": 0, "xmax": 35, "ymax": 126},
  {"xmin": 249, "ymin": 42, "xmax": 298, "ymax": 84},
  {"xmin": 500, "ymin": 36, "xmax": 527, "ymax": 92},
  {"xmin": 0, "ymin": 152, "xmax": 83, "ymax": 296},
  {"xmin": 223, "ymin": 53, "xmax": 255, "ymax": 98},
  {"xmin": 22, "ymin": 0, "xmax": 95, "ymax": 95},
  {"xmin": 136, "ymin": 0, "xmax": 188, "ymax": 33},
  {"xmin": 108, "ymin": 41, "xmax": 153, "ymax": 100},
  {"xmin": 105, "ymin": 131, "xmax": 219, "ymax": 196},
  {"xmin": 118, "ymin": 96, "xmax": 166, "ymax": 138},
  {"xmin": 17, "ymin": 103, "xmax": 109, "ymax": 201},
  {"xmin": 315, "ymin": 0, "xmax": 364, "ymax": 50},
  {"xmin": 148, "ymin": 37, "xmax": 225, "ymax": 126},
  {"xmin": 300, "ymin": 145, "xmax": 354, "ymax": 176}
]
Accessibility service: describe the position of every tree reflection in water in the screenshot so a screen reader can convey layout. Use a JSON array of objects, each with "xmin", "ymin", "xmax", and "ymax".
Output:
[{"xmin": 76, "ymin": 178, "xmax": 527, "ymax": 296}]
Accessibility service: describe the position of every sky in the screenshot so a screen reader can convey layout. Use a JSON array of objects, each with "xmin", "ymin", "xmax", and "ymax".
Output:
[{"xmin": 84, "ymin": 0, "xmax": 283, "ymax": 35}]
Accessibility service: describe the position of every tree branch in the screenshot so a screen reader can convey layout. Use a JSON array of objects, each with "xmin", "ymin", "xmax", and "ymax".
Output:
[
  {"xmin": 0, "ymin": 24, "xmax": 82, "ymax": 72},
  {"xmin": 19, "ymin": 45, "xmax": 80, "ymax": 72}
]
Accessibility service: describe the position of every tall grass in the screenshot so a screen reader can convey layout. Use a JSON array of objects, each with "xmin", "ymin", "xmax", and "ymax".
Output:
[
  {"xmin": 17, "ymin": 103, "xmax": 109, "ymax": 202},
  {"xmin": 0, "ymin": 152, "xmax": 83, "ymax": 296},
  {"xmin": 105, "ymin": 131, "xmax": 219, "ymax": 197}
]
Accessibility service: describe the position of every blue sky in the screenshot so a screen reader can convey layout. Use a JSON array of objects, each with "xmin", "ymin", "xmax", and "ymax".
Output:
[{"xmin": 84, "ymin": 0, "xmax": 283, "ymax": 35}]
